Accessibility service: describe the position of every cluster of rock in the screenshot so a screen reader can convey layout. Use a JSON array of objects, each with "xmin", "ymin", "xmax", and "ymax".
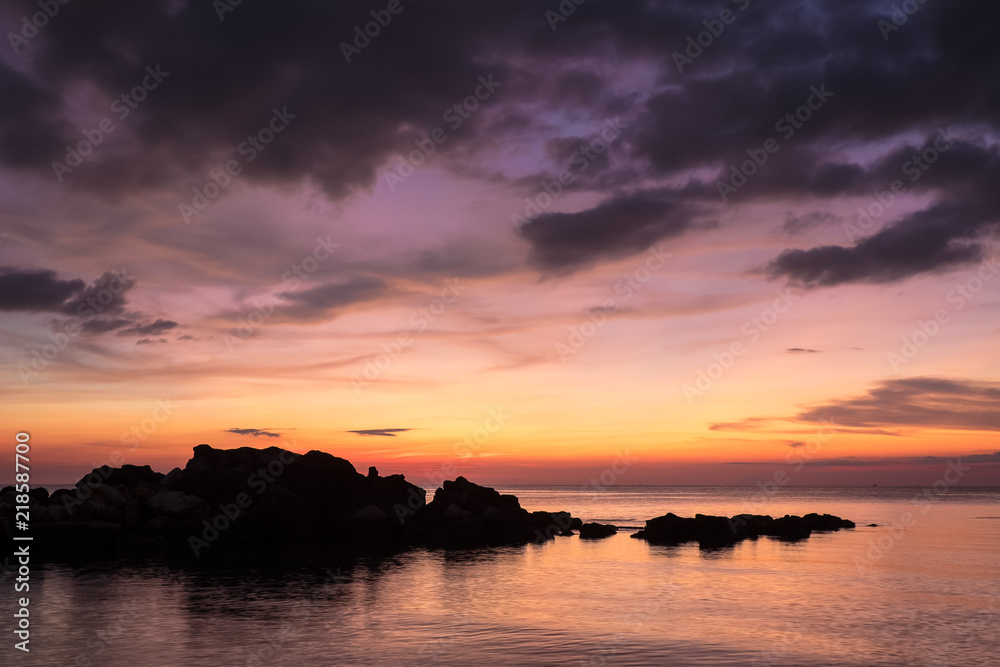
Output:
[
  {"xmin": 0, "ymin": 445, "xmax": 581, "ymax": 555},
  {"xmin": 631, "ymin": 511, "xmax": 855, "ymax": 548},
  {"xmin": 0, "ymin": 444, "xmax": 856, "ymax": 557}
]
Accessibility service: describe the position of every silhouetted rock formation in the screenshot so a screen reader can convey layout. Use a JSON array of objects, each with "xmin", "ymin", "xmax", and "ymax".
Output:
[
  {"xmin": 412, "ymin": 476, "xmax": 579, "ymax": 547},
  {"xmin": 632, "ymin": 512, "xmax": 854, "ymax": 547},
  {"xmin": 3, "ymin": 446, "xmax": 582, "ymax": 555},
  {"xmin": 578, "ymin": 522, "xmax": 617, "ymax": 539},
  {"xmin": 1, "ymin": 445, "xmax": 856, "ymax": 558}
]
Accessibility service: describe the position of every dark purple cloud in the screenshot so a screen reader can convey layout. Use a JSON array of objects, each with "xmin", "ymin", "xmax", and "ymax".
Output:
[
  {"xmin": 226, "ymin": 428, "xmax": 281, "ymax": 438},
  {"xmin": 796, "ymin": 377, "xmax": 1000, "ymax": 432},
  {"xmin": 0, "ymin": 268, "xmax": 84, "ymax": 312},
  {"xmin": 0, "ymin": 0, "xmax": 998, "ymax": 283}
]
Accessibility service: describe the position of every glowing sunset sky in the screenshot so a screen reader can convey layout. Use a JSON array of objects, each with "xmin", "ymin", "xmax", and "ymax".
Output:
[{"xmin": 1, "ymin": 0, "xmax": 998, "ymax": 486}]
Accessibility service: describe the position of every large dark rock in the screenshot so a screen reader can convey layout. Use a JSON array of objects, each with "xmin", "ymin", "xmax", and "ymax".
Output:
[
  {"xmin": 172, "ymin": 445, "xmax": 426, "ymax": 544},
  {"xmin": 412, "ymin": 476, "xmax": 567, "ymax": 547},
  {"xmin": 770, "ymin": 515, "xmax": 812, "ymax": 541},
  {"xmin": 17, "ymin": 445, "xmax": 431, "ymax": 553},
  {"xmin": 94, "ymin": 464, "xmax": 164, "ymax": 489},
  {"xmin": 633, "ymin": 511, "xmax": 854, "ymax": 547},
  {"xmin": 401, "ymin": 477, "xmax": 582, "ymax": 547}
]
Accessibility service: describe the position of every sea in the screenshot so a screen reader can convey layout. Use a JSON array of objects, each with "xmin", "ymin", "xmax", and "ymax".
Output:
[{"xmin": 6, "ymin": 485, "xmax": 999, "ymax": 666}]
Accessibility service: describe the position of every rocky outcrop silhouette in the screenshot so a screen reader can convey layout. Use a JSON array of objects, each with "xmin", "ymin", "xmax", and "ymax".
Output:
[
  {"xmin": 409, "ymin": 476, "xmax": 581, "ymax": 547},
  {"xmin": 2, "ymin": 445, "xmax": 581, "ymax": 555},
  {"xmin": 631, "ymin": 511, "xmax": 855, "ymax": 547},
  {"xmin": 1, "ymin": 444, "xmax": 855, "ymax": 558}
]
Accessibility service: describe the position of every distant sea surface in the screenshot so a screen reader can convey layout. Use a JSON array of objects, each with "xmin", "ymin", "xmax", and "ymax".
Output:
[{"xmin": 10, "ymin": 486, "xmax": 1000, "ymax": 666}]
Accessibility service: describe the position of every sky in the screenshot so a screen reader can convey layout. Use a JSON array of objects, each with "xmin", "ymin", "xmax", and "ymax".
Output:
[{"xmin": 1, "ymin": 0, "xmax": 998, "ymax": 486}]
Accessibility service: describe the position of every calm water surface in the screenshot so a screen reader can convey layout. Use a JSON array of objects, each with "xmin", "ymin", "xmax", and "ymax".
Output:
[{"xmin": 8, "ymin": 486, "xmax": 999, "ymax": 666}]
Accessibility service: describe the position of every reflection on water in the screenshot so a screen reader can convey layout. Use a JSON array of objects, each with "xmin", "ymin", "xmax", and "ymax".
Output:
[{"xmin": 6, "ymin": 487, "xmax": 999, "ymax": 666}]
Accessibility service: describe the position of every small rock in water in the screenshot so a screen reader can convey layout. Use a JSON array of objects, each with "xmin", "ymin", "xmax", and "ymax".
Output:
[{"xmin": 579, "ymin": 523, "xmax": 617, "ymax": 539}]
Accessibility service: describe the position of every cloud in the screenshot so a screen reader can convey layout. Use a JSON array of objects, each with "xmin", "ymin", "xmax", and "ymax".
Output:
[
  {"xmin": 0, "ymin": 268, "xmax": 180, "ymax": 340},
  {"xmin": 226, "ymin": 428, "xmax": 281, "ymax": 438},
  {"xmin": 713, "ymin": 377, "xmax": 1000, "ymax": 436},
  {"xmin": 767, "ymin": 201, "xmax": 991, "ymax": 288},
  {"xmin": 519, "ymin": 193, "xmax": 693, "ymax": 272},
  {"xmin": 0, "ymin": 1, "xmax": 996, "ymax": 282},
  {"xmin": 135, "ymin": 338, "xmax": 168, "ymax": 345},
  {"xmin": 794, "ymin": 377, "xmax": 1000, "ymax": 432},
  {"xmin": 347, "ymin": 428, "xmax": 412, "ymax": 437},
  {"xmin": 0, "ymin": 268, "xmax": 85, "ymax": 312},
  {"xmin": 786, "ymin": 348, "xmax": 821, "ymax": 354},
  {"xmin": 783, "ymin": 211, "xmax": 841, "ymax": 236},
  {"xmin": 117, "ymin": 319, "xmax": 180, "ymax": 337},
  {"xmin": 79, "ymin": 318, "xmax": 132, "ymax": 334},
  {"xmin": 728, "ymin": 452, "xmax": 1000, "ymax": 468},
  {"xmin": 59, "ymin": 270, "xmax": 135, "ymax": 317},
  {"xmin": 278, "ymin": 276, "xmax": 391, "ymax": 319}
]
